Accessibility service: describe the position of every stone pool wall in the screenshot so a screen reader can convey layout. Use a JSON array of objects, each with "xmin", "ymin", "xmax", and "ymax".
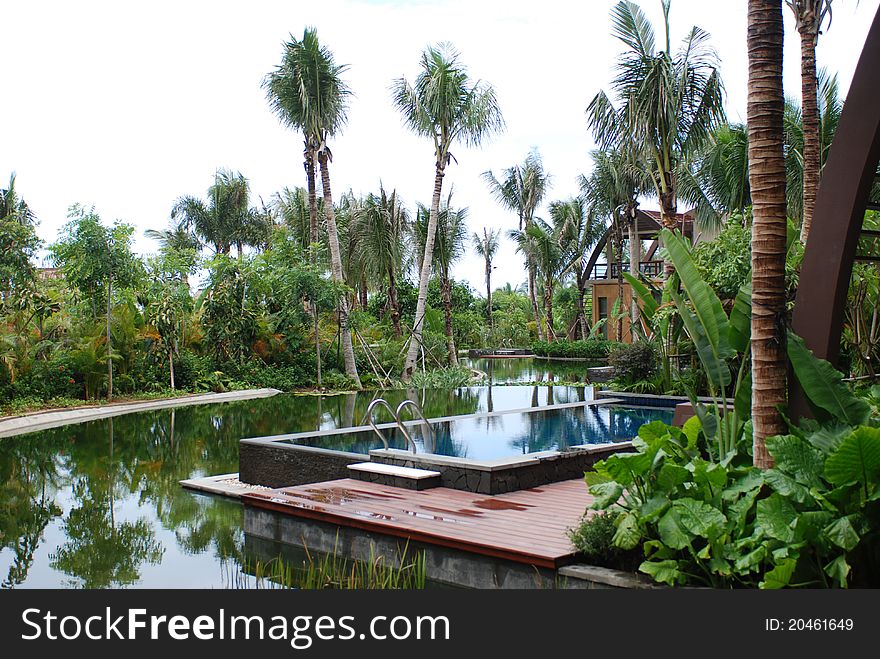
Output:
[{"xmin": 239, "ymin": 441, "xmax": 362, "ymax": 488}]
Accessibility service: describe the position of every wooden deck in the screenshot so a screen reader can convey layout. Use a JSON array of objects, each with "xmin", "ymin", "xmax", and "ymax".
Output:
[{"xmin": 242, "ymin": 478, "xmax": 593, "ymax": 568}]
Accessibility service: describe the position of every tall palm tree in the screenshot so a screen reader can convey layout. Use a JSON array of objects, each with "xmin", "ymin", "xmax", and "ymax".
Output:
[
  {"xmin": 588, "ymin": 1, "xmax": 725, "ymax": 237},
  {"xmin": 510, "ymin": 219, "xmax": 562, "ymax": 341},
  {"xmin": 786, "ymin": 0, "xmax": 834, "ymax": 243},
  {"xmin": 472, "ymin": 227, "xmax": 500, "ymax": 336},
  {"xmin": 354, "ymin": 185, "xmax": 410, "ymax": 337},
  {"xmin": 392, "ymin": 43, "xmax": 503, "ymax": 381},
  {"xmin": 581, "ymin": 148, "xmax": 648, "ymax": 328},
  {"xmin": 748, "ymin": 0, "xmax": 788, "ymax": 468},
  {"xmin": 552, "ymin": 197, "xmax": 605, "ymax": 339},
  {"xmin": 272, "ymin": 186, "xmax": 325, "ymax": 251},
  {"xmin": 264, "ymin": 28, "xmax": 360, "ymax": 387},
  {"xmin": 783, "ymin": 68, "xmax": 842, "ymax": 221},
  {"xmin": 482, "ymin": 150, "xmax": 550, "ymax": 340},
  {"xmin": 683, "ymin": 122, "xmax": 752, "ymax": 222}
]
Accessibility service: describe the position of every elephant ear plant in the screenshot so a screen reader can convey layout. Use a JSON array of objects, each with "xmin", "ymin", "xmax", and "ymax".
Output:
[{"xmin": 581, "ymin": 229, "xmax": 880, "ymax": 587}]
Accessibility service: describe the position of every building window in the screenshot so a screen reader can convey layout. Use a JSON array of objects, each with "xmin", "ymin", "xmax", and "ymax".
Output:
[{"xmin": 598, "ymin": 296, "xmax": 608, "ymax": 339}]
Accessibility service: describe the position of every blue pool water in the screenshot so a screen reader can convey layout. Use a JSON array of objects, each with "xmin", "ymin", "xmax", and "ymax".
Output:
[{"xmin": 282, "ymin": 403, "xmax": 674, "ymax": 461}]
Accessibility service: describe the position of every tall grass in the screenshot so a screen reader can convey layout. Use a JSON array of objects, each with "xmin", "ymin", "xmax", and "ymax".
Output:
[{"xmin": 232, "ymin": 542, "xmax": 427, "ymax": 590}]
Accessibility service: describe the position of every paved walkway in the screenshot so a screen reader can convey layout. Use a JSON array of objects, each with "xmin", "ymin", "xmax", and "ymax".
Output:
[{"xmin": 0, "ymin": 388, "xmax": 281, "ymax": 438}]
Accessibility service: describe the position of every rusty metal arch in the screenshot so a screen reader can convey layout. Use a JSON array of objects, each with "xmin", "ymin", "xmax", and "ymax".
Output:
[{"xmin": 790, "ymin": 6, "xmax": 880, "ymax": 416}]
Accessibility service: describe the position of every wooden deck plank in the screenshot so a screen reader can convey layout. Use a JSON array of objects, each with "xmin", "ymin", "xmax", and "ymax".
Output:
[{"xmin": 242, "ymin": 478, "xmax": 594, "ymax": 568}]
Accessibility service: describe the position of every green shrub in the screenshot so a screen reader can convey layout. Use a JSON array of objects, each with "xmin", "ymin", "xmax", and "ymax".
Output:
[
  {"xmin": 532, "ymin": 339, "xmax": 615, "ymax": 359},
  {"xmin": 567, "ymin": 512, "xmax": 641, "ymax": 571},
  {"xmin": 609, "ymin": 341, "xmax": 658, "ymax": 384}
]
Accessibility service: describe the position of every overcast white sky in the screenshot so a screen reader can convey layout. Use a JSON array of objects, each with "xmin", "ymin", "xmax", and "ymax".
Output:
[{"xmin": 3, "ymin": 0, "xmax": 878, "ymax": 292}]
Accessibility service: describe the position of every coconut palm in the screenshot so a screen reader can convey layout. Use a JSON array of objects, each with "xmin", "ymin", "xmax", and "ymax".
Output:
[
  {"xmin": 682, "ymin": 122, "xmax": 752, "ymax": 222},
  {"xmin": 482, "ymin": 150, "xmax": 550, "ymax": 340},
  {"xmin": 551, "ymin": 197, "xmax": 606, "ymax": 339},
  {"xmin": 263, "ymin": 27, "xmax": 360, "ymax": 387},
  {"xmin": 414, "ymin": 195, "xmax": 468, "ymax": 365},
  {"xmin": 783, "ymin": 68, "xmax": 842, "ymax": 222},
  {"xmin": 509, "ymin": 219, "xmax": 562, "ymax": 341},
  {"xmin": 392, "ymin": 43, "xmax": 503, "ymax": 381},
  {"xmin": 747, "ymin": 0, "xmax": 788, "ymax": 467},
  {"xmin": 786, "ymin": 0, "xmax": 834, "ymax": 243},
  {"xmin": 472, "ymin": 227, "xmax": 500, "ymax": 335},
  {"xmin": 273, "ymin": 186, "xmax": 326, "ymax": 251},
  {"xmin": 354, "ymin": 185, "xmax": 410, "ymax": 337},
  {"xmin": 581, "ymin": 148, "xmax": 649, "ymax": 328},
  {"xmin": 588, "ymin": 0, "xmax": 725, "ymax": 235}
]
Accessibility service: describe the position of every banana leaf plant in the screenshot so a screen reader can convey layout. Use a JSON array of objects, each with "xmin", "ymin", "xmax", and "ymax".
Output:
[{"xmin": 656, "ymin": 228, "xmax": 751, "ymax": 459}]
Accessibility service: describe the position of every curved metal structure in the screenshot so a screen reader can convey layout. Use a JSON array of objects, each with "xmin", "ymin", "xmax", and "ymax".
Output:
[
  {"xmin": 790, "ymin": 6, "xmax": 880, "ymax": 417},
  {"xmin": 361, "ymin": 397, "xmax": 430, "ymax": 454},
  {"xmin": 396, "ymin": 399, "xmax": 435, "ymax": 454}
]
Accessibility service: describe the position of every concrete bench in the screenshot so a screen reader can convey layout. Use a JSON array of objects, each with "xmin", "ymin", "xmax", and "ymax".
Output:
[{"xmin": 347, "ymin": 462, "xmax": 441, "ymax": 490}]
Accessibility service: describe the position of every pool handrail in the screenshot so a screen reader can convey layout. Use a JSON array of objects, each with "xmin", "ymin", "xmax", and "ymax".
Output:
[
  {"xmin": 396, "ymin": 399, "xmax": 434, "ymax": 454},
  {"xmin": 362, "ymin": 398, "xmax": 419, "ymax": 454}
]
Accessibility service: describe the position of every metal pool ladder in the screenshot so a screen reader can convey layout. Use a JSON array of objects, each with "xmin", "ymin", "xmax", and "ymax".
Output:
[{"xmin": 362, "ymin": 398, "xmax": 434, "ymax": 455}]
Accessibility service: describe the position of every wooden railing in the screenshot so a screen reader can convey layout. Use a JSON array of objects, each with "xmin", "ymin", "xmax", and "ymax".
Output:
[{"xmin": 588, "ymin": 260, "xmax": 664, "ymax": 280}]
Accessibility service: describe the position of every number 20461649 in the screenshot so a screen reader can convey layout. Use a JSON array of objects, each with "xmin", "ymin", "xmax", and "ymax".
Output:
[{"xmin": 765, "ymin": 618, "xmax": 854, "ymax": 631}]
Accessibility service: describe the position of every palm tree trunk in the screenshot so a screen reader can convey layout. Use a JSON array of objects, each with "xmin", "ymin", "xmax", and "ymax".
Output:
[
  {"xmin": 659, "ymin": 180, "xmax": 678, "ymax": 278},
  {"xmin": 403, "ymin": 164, "xmax": 445, "ymax": 381},
  {"xmin": 576, "ymin": 275, "xmax": 589, "ymax": 340},
  {"xmin": 388, "ymin": 268, "xmax": 402, "ymax": 338},
  {"xmin": 359, "ymin": 277, "xmax": 368, "ymax": 310},
  {"xmin": 485, "ymin": 260, "xmax": 494, "ymax": 337},
  {"xmin": 305, "ymin": 148, "xmax": 322, "ymax": 388},
  {"xmin": 441, "ymin": 268, "xmax": 458, "ymax": 366},
  {"xmin": 615, "ymin": 213, "xmax": 625, "ymax": 342},
  {"xmin": 106, "ymin": 276, "xmax": 113, "ymax": 401},
  {"xmin": 798, "ymin": 26, "xmax": 821, "ymax": 243},
  {"xmin": 748, "ymin": 0, "xmax": 787, "ymax": 468},
  {"xmin": 628, "ymin": 208, "xmax": 640, "ymax": 331},
  {"xmin": 528, "ymin": 262, "xmax": 545, "ymax": 341},
  {"xmin": 317, "ymin": 150, "xmax": 361, "ymax": 388},
  {"xmin": 169, "ymin": 351, "xmax": 175, "ymax": 390},
  {"xmin": 544, "ymin": 282, "xmax": 555, "ymax": 341}
]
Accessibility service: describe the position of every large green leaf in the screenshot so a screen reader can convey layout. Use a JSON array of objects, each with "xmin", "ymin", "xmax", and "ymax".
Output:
[
  {"xmin": 728, "ymin": 281, "xmax": 752, "ymax": 353},
  {"xmin": 756, "ymin": 493, "xmax": 797, "ymax": 543},
  {"xmin": 639, "ymin": 559, "xmax": 683, "ymax": 586},
  {"xmin": 661, "ymin": 229, "xmax": 735, "ymax": 389},
  {"xmin": 589, "ymin": 481, "xmax": 625, "ymax": 509},
  {"xmin": 657, "ymin": 508, "xmax": 692, "ymax": 550},
  {"xmin": 623, "ymin": 271, "xmax": 658, "ymax": 322},
  {"xmin": 824, "ymin": 515, "xmax": 862, "ymax": 551},
  {"xmin": 760, "ymin": 558, "xmax": 797, "ymax": 589},
  {"xmin": 612, "ymin": 511, "xmax": 641, "ymax": 549},
  {"xmin": 824, "ymin": 555, "xmax": 851, "ymax": 588},
  {"xmin": 765, "ymin": 435, "xmax": 825, "ymax": 488},
  {"xmin": 787, "ymin": 331, "xmax": 870, "ymax": 426},
  {"xmin": 671, "ymin": 498, "xmax": 727, "ymax": 539},
  {"xmin": 824, "ymin": 426, "xmax": 880, "ymax": 489}
]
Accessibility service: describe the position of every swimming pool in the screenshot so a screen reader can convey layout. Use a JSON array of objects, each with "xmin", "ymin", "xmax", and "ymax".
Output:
[{"xmin": 274, "ymin": 401, "xmax": 673, "ymax": 461}]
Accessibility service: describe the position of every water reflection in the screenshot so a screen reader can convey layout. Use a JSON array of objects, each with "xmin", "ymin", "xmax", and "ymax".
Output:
[{"xmin": 0, "ymin": 360, "xmax": 648, "ymax": 588}]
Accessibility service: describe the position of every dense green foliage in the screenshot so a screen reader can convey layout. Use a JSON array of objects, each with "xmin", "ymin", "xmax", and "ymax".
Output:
[{"xmin": 532, "ymin": 339, "xmax": 615, "ymax": 360}]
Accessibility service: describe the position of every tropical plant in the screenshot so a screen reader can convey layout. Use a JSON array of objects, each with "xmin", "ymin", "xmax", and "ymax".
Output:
[
  {"xmin": 552, "ymin": 197, "xmax": 606, "ymax": 339},
  {"xmin": 354, "ymin": 186, "xmax": 410, "ymax": 337},
  {"xmin": 392, "ymin": 43, "xmax": 503, "ymax": 380},
  {"xmin": 414, "ymin": 195, "xmax": 467, "ymax": 365},
  {"xmin": 264, "ymin": 27, "xmax": 361, "ymax": 387},
  {"xmin": 472, "ymin": 227, "xmax": 500, "ymax": 336},
  {"xmin": 786, "ymin": 0, "xmax": 834, "ymax": 242},
  {"xmin": 0, "ymin": 173, "xmax": 41, "ymax": 312},
  {"xmin": 588, "ymin": 0, "xmax": 725, "ymax": 235},
  {"xmin": 171, "ymin": 169, "xmax": 269, "ymax": 257},
  {"xmin": 483, "ymin": 150, "xmax": 550, "ymax": 339},
  {"xmin": 747, "ymin": 0, "xmax": 789, "ymax": 466}
]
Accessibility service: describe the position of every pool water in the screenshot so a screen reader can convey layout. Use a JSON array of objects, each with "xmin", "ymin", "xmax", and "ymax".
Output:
[
  {"xmin": 282, "ymin": 403, "xmax": 673, "ymax": 461},
  {"xmin": 0, "ymin": 366, "xmax": 663, "ymax": 588}
]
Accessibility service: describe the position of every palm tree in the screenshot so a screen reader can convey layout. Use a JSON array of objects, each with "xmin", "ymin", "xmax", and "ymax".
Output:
[
  {"xmin": 392, "ymin": 43, "xmax": 503, "ymax": 381},
  {"xmin": 588, "ymin": 1, "xmax": 725, "ymax": 237},
  {"xmin": 683, "ymin": 122, "xmax": 752, "ymax": 222},
  {"xmin": 171, "ymin": 169, "xmax": 263, "ymax": 257},
  {"xmin": 786, "ymin": 0, "xmax": 834, "ymax": 243},
  {"xmin": 414, "ymin": 195, "xmax": 467, "ymax": 365},
  {"xmin": 784, "ymin": 68, "xmax": 842, "ymax": 221},
  {"xmin": 482, "ymin": 150, "xmax": 550, "ymax": 340},
  {"xmin": 273, "ymin": 186, "xmax": 325, "ymax": 251},
  {"xmin": 510, "ymin": 219, "xmax": 562, "ymax": 341},
  {"xmin": 748, "ymin": 0, "xmax": 788, "ymax": 468},
  {"xmin": 552, "ymin": 197, "xmax": 605, "ymax": 339},
  {"xmin": 581, "ymin": 148, "xmax": 648, "ymax": 328},
  {"xmin": 472, "ymin": 227, "xmax": 500, "ymax": 336},
  {"xmin": 264, "ymin": 27, "xmax": 360, "ymax": 387},
  {"xmin": 354, "ymin": 185, "xmax": 410, "ymax": 337}
]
